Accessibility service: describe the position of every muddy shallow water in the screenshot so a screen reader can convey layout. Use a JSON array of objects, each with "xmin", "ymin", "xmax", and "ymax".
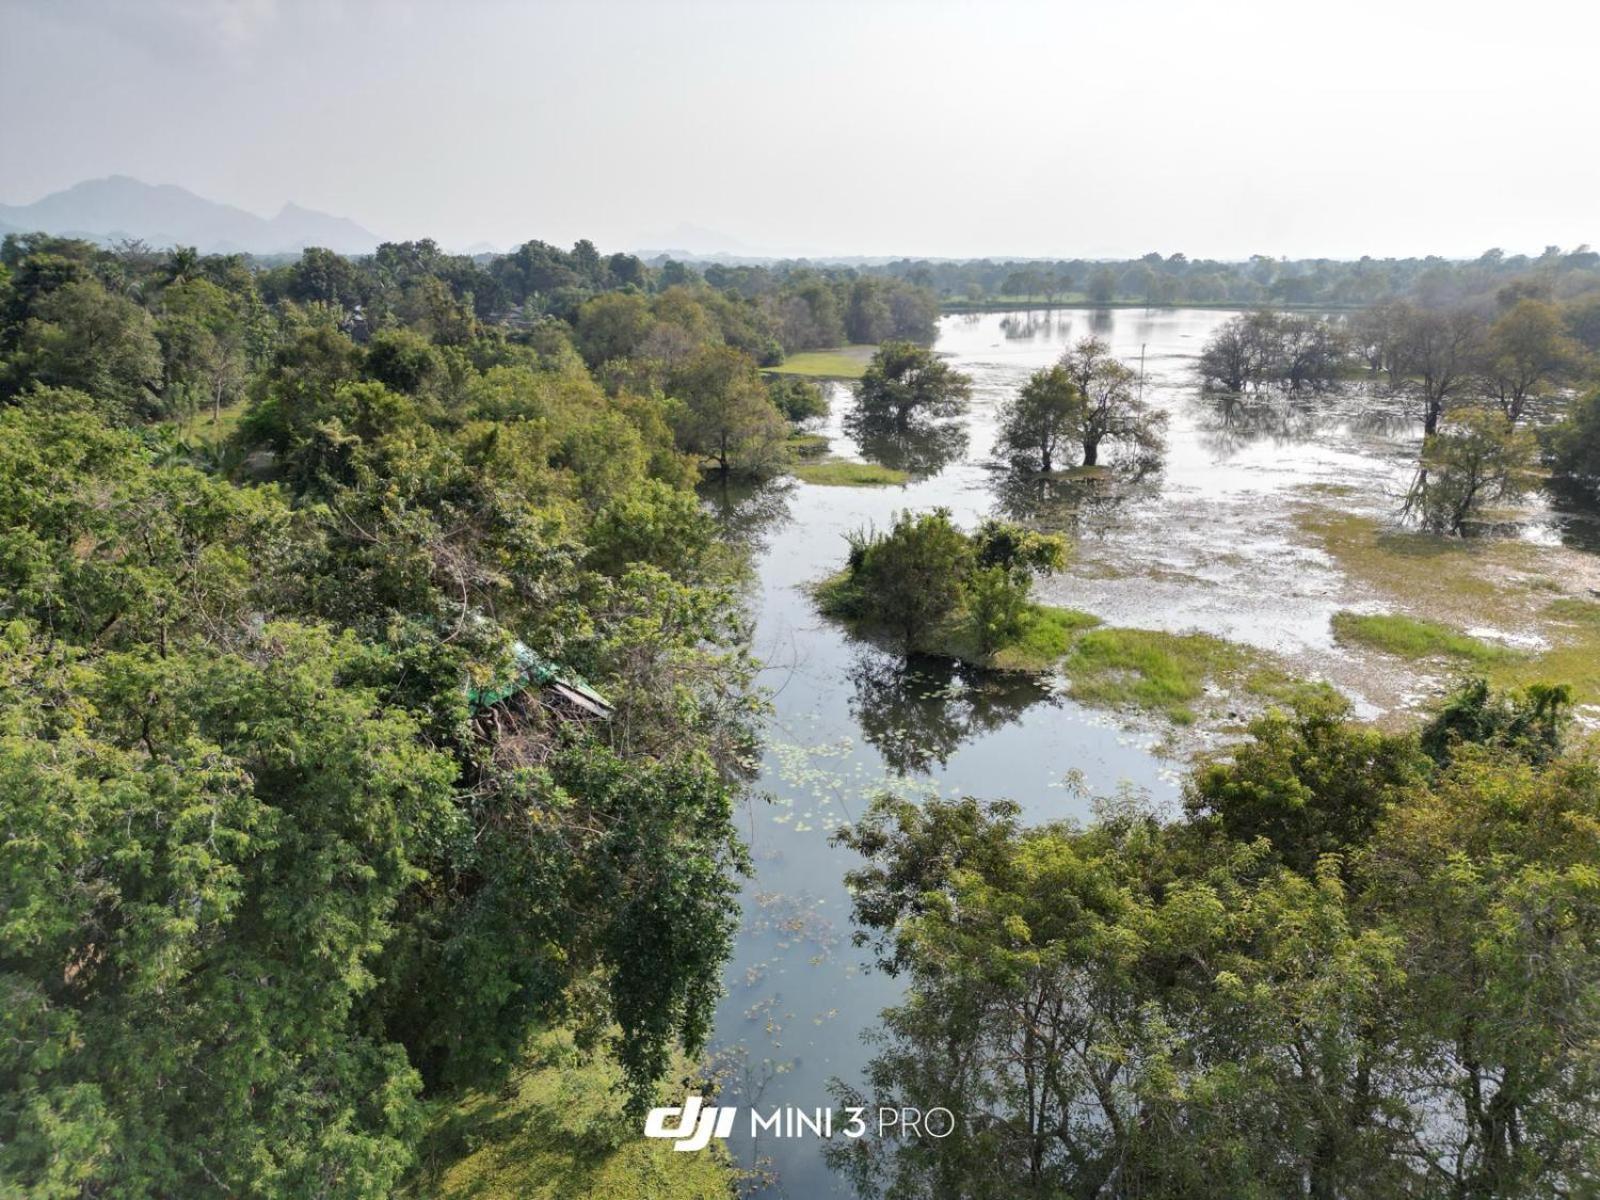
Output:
[{"xmin": 706, "ymin": 308, "xmax": 1593, "ymax": 1196}]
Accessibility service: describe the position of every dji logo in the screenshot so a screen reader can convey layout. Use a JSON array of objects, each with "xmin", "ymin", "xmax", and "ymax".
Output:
[
  {"xmin": 645, "ymin": 1095, "xmax": 958, "ymax": 1149},
  {"xmin": 643, "ymin": 1095, "xmax": 737, "ymax": 1151}
]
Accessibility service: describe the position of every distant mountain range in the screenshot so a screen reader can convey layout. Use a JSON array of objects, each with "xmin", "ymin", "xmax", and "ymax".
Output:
[
  {"xmin": 0, "ymin": 178, "xmax": 990, "ymax": 265},
  {"xmin": 0, "ymin": 176, "xmax": 381, "ymax": 256}
]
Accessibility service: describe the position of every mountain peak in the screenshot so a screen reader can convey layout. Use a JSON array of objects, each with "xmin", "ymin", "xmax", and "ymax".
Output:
[{"xmin": 0, "ymin": 177, "xmax": 379, "ymax": 255}]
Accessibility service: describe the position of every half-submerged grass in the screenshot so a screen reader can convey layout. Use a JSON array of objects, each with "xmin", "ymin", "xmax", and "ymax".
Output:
[
  {"xmin": 816, "ymin": 568, "xmax": 1310, "ymax": 725},
  {"xmin": 786, "ymin": 431, "xmax": 830, "ymax": 458},
  {"xmin": 1331, "ymin": 611, "xmax": 1515, "ymax": 663},
  {"xmin": 1062, "ymin": 627, "xmax": 1317, "ymax": 725}
]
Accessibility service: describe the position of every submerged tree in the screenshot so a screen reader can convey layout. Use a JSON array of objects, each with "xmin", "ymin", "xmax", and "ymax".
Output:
[
  {"xmin": 851, "ymin": 341, "xmax": 971, "ymax": 431},
  {"xmin": 766, "ymin": 374, "xmax": 828, "ymax": 424},
  {"xmin": 1199, "ymin": 310, "xmax": 1349, "ymax": 392},
  {"xmin": 1057, "ymin": 336, "xmax": 1165, "ymax": 467},
  {"xmin": 1478, "ymin": 297, "xmax": 1582, "ymax": 423},
  {"xmin": 1405, "ymin": 405, "xmax": 1538, "ymax": 535},
  {"xmin": 1197, "ymin": 310, "xmax": 1269, "ymax": 391},
  {"xmin": 836, "ymin": 509, "xmax": 973, "ymax": 649},
  {"xmin": 993, "ymin": 362, "xmax": 1082, "ymax": 472},
  {"xmin": 820, "ymin": 511, "xmax": 1065, "ymax": 656},
  {"xmin": 1547, "ymin": 385, "xmax": 1600, "ymax": 501},
  {"xmin": 1392, "ymin": 303, "xmax": 1484, "ymax": 435},
  {"xmin": 1276, "ymin": 312, "xmax": 1350, "ymax": 387}
]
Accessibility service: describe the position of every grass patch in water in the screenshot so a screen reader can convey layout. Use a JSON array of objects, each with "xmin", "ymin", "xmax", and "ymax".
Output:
[
  {"xmin": 1331, "ymin": 611, "xmax": 1514, "ymax": 663},
  {"xmin": 813, "ymin": 574, "xmax": 1095, "ymax": 666},
  {"xmin": 405, "ymin": 1028, "xmax": 730, "ymax": 1200},
  {"xmin": 1046, "ymin": 464, "xmax": 1114, "ymax": 483},
  {"xmin": 999, "ymin": 605, "xmax": 1104, "ymax": 670},
  {"xmin": 1062, "ymin": 627, "xmax": 1315, "ymax": 725},
  {"xmin": 792, "ymin": 459, "xmax": 908, "ymax": 487},
  {"xmin": 787, "ymin": 432, "xmax": 830, "ymax": 458},
  {"xmin": 767, "ymin": 346, "xmax": 876, "ymax": 379},
  {"xmin": 928, "ymin": 603, "xmax": 1103, "ymax": 672}
]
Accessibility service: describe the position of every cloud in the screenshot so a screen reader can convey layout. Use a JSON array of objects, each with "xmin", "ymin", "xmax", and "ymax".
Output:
[{"xmin": 26, "ymin": 0, "xmax": 283, "ymax": 56}]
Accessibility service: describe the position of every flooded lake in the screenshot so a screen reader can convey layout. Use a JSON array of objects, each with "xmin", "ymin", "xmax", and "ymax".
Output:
[{"xmin": 707, "ymin": 307, "xmax": 1593, "ymax": 1196}]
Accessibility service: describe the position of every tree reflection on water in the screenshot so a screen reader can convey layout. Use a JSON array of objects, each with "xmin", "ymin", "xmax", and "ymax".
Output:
[
  {"xmin": 699, "ymin": 474, "xmax": 796, "ymax": 553},
  {"xmin": 851, "ymin": 419, "xmax": 970, "ymax": 482},
  {"xmin": 847, "ymin": 650, "xmax": 1056, "ymax": 776},
  {"xmin": 988, "ymin": 466, "xmax": 1152, "ymax": 536}
]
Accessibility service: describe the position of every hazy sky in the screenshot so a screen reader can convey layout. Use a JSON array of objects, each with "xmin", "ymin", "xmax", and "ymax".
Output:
[{"xmin": 2, "ymin": 0, "xmax": 1596, "ymax": 260}]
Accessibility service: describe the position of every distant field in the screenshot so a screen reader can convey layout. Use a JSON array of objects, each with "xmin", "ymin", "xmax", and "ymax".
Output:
[{"xmin": 767, "ymin": 345, "xmax": 876, "ymax": 379}]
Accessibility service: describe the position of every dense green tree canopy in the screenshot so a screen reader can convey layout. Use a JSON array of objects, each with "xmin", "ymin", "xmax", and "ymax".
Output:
[{"xmin": 0, "ymin": 229, "xmax": 771, "ymax": 1198}]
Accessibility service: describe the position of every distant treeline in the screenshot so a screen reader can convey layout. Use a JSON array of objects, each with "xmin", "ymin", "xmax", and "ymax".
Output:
[{"xmin": 854, "ymin": 246, "xmax": 1600, "ymax": 309}]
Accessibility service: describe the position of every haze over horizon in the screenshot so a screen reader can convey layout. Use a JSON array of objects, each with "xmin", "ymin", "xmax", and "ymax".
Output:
[{"xmin": 2, "ymin": 0, "xmax": 1596, "ymax": 261}]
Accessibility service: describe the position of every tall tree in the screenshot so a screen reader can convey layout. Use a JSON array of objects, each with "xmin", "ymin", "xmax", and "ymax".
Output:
[
  {"xmin": 1393, "ymin": 304, "xmax": 1483, "ymax": 435},
  {"xmin": 158, "ymin": 277, "xmax": 248, "ymax": 424},
  {"xmin": 667, "ymin": 343, "xmax": 788, "ymax": 476}
]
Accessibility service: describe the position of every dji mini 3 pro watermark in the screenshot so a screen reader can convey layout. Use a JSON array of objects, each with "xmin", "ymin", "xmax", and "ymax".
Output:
[{"xmin": 644, "ymin": 1094, "xmax": 957, "ymax": 1151}]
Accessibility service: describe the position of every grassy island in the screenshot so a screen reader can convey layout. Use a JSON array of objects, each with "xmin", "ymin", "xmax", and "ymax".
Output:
[
  {"xmin": 793, "ymin": 459, "xmax": 909, "ymax": 486},
  {"xmin": 815, "ymin": 510, "xmax": 1313, "ymax": 725}
]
